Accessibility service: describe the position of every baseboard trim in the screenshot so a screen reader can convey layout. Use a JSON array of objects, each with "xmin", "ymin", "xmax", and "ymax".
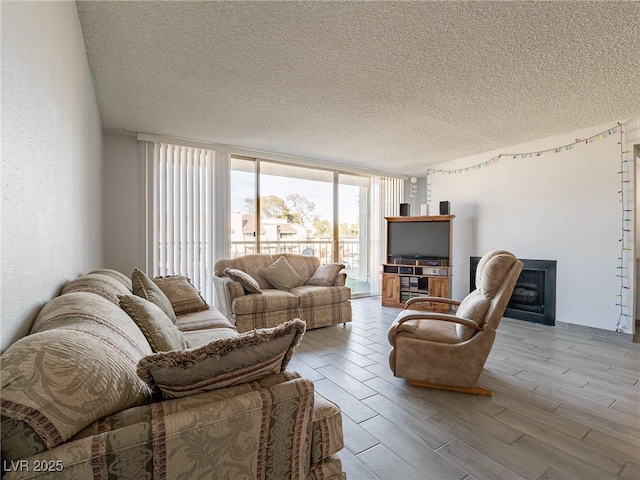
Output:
[{"xmin": 555, "ymin": 321, "xmax": 633, "ymax": 342}]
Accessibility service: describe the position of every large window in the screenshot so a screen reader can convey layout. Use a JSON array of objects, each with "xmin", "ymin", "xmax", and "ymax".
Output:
[
  {"xmin": 230, "ymin": 157, "xmax": 373, "ymax": 296},
  {"xmin": 230, "ymin": 157, "xmax": 256, "ymax": 256},
  {"xmin": 259, "ymin": 162, "xmax": 334, "ymax": 260},
  {"xmin": 144, "ymin": 137, "xmax": 403, "ymax": 301},
  {"xmin": 339, "ymin": 173, "xmax": 370, "ymax": 295}
]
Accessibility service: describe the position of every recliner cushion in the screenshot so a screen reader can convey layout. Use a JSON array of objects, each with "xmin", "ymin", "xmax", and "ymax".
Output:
[
  {"xmin": 390, "ymin": 309, "xmax": 460, "ymax": 345},
  {"xmin": 397, "ymin": 318, "xmax": 460, "ymax": 344},
  {"xmin": 476, "ymin": 251, "xmax": 520, "ymax": 298},
  {"xmin": 455, "ymin": 292, "xmax": 491, "ymax": 341}
]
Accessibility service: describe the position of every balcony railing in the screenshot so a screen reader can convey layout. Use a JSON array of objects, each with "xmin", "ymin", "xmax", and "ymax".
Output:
[
  {"xmin": 231, "ymin": 238, "xmax": 359, "ymax": 267},
  {"xmin": 155, "ymin": 237, "xmax": 369, "ymax": 298},
  {"xmin": 231, "ymin": 238, "xmax": 369, "ymax": 294}
]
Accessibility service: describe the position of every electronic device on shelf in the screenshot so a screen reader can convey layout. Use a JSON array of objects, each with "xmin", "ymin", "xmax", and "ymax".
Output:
[{"xmin": 382, "ymin": 215, "xmax": 454, "ymax": 312}]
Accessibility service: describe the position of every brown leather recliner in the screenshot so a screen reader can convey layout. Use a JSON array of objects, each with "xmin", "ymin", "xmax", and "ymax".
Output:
[{"xmin": 388, "ymin": 250, "xmax": 524, "ymax": 395}]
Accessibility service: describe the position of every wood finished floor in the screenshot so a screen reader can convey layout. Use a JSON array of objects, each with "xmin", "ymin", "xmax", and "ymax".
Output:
[{"xmin": 288, "ymin": 297, "xmax": 640, "ymax": 480}]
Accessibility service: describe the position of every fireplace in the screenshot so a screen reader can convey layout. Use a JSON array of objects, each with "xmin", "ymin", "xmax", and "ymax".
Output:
[{"xmin": 470, "ymin": 257, "xmax": 556, "ymax": 326}]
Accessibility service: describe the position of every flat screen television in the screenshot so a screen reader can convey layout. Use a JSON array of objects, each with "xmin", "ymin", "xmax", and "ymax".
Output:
[{"xmin": 387, "ymin": 220, "xmax": 450, "ymax": 260}]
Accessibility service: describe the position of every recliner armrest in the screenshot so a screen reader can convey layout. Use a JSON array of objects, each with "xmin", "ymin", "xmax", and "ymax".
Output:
[
  {"xmin": 405, "ymin": 296, "xmax": 461, "ymax": 309},
  {"xmin": 397, "ymin": 312, "xmax": 481, "ymax": 330},
  {"xmin": 391, "ymin": 313, "xmax": 482, "ymax": 344}
]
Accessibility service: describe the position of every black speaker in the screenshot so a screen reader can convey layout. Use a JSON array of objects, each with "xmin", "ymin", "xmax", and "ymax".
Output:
[
  {"xmin": 439, "ymin": 201, "xmax": 450, "ymax": 215},
  {"xmin": 399, "ymin": 203, "xmax": 410, "ymax": 216}
]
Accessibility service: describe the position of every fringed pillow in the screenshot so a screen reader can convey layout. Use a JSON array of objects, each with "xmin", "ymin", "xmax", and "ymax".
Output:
[
  {"xmin": 132, "ymin": 268, "xmax": 177, "ymax": 323},
  {"xmin": 152, "ymin": 275, "xmax": 209, "ymax": 315},
  {"xmin": 119, "ymin": 295, "xmax": 190, "ymax": 352},
  {"xmin": 137, "ymin": 319, "xmax": 306, "ymax": 399}
]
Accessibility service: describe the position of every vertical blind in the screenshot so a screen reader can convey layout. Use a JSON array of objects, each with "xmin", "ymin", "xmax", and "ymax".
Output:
[
  {"xmin": 369, "ymin": 176, "xmax": 404, "ymax": 295},
  {"xmin": 145, "ymin": 142, "xmax": 219, "ymax": 302},
  {"xmin": 380, "ymin": 176, "xmax": 403, "ymax": 218},
  {"xmin": 145, "ymin": 138, "xmax": 404, "ymax": 301}
]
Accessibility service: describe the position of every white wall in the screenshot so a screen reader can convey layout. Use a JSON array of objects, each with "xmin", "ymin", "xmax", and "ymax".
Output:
[
  {"xmin": 636, "ymin": 144, "xmax": 640, "ymax": 326},
  {"xmin": 426, "ymin": 119, "xmax": 639, "ymax": 334},
  {"xmin": 1, "ymin": 1, "xmax": 104, "ymax": 351},
  {"xmin": 103, "ymin": 132, "xmax": 146, "ymax": 275}
]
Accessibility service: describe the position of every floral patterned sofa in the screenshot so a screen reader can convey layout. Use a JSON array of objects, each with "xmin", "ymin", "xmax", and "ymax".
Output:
[
  {"xmin": 213, "ymin": 254, "xmax": 352, "ymax": 333},
  {"xmin": 1, "ymin": 269, "xmax": 345, "ymax": 479}
]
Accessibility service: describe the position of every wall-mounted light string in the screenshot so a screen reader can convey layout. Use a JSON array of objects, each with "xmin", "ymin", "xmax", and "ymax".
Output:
[
  {"xmin": 615, "ymin": 123, "xmax": 633, "ymax": 332},
  {"xmin": 425, "ymin": 122, "xmax": 634, "ymax": 332},
  {"xmin": 426, "ymin": 124, "xmax": 621, "ymax": 176}
]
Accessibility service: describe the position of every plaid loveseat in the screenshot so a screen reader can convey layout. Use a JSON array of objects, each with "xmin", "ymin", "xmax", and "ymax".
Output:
[
  {"xmin": 1, "ymin": 269, "xmax": 345, "ymax": 479},
  {"xmin": 214, "ymin": 254, "xmax": 352, "ymax": 333}
]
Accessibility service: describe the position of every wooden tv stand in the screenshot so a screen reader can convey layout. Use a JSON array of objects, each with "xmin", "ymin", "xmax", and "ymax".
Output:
[{"xmin": 382, "ymin": 215, "xmax": 453, "ymax": 312}]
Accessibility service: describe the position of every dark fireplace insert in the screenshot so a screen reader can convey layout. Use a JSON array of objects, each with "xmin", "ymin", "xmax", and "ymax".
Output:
[{"xmin": 470, "ymin": 257, "xmax": 556, "ymax": 326}]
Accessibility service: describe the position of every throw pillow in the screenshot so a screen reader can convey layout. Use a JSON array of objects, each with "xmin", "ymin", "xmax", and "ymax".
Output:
[
  {"xmin": 260, "ymin": 256, "xmax": 304, "ymax": 291},
  {"xmin": 305, "ymin": 263, "xmax": 345, "ymax": 286},
  {"xmin": 119, "ymin": 295, "xmax": 191, "ymax": 352},
  {"xmin": 224, "ymin": 267, "xmax": 262, "ymax": 294},
  {"xmin": 137, "ymin": 319, "xmax": 306, "ymax": 398},
  {"xmin": 131, "ymin": 268, "xmax": 178, "ymax": 323},
  {"xmin": 0, "ymin": 328, "xmax": 152, "ymax": 455},
  {"xmin": 152, "ymin": 275, "xmax": 209, "ymax": 315}
]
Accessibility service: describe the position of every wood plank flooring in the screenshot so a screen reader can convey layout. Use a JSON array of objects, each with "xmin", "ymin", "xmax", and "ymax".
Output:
[{"xmin": 288, "ymin": 297, "xmax": 640, "ymax": 480}]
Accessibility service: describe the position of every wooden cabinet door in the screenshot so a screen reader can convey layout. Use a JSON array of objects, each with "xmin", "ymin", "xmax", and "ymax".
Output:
[
  {"xmin": 382, "ymin": 274, "xmax": 400, "ymax": 306},
  {"xmin": 429, "ymin": 277, "xmax": 449, "ymax": 298},
  {"xmin": 428, "ymin": 277, "xmax": 450, "ymax": 312}
]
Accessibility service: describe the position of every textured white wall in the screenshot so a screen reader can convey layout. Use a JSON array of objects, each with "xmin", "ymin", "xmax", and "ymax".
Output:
[
  {"xmin": 1, "ymin": 1, "xmax": 104, "ymax": 351},
  {"xmin": 103, "ymin": 132, "xmax": 146, "ymax": 275},
  {"xmin": 427, "ymin": 119, "xmax": 639, "ymax": 334}
]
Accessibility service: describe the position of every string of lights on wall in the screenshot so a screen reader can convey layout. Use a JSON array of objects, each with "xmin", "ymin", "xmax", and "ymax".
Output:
[
  {"xmin": 425, "ymin": 122, "xmax": 634, "ymax": 332},
  {"xmin": 616, "ymin": 124, "xmax": 633, "ymax": 332}
]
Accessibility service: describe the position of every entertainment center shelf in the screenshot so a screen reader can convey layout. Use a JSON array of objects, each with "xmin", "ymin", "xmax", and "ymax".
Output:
[{"xmin": 382, "ymin": 215, "xmax": 454, "ymax": 312}]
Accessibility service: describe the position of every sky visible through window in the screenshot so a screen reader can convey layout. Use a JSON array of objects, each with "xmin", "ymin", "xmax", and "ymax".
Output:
[{"xmin": 231, "ymin": 172, "xmax": 361, "ymax": 225}]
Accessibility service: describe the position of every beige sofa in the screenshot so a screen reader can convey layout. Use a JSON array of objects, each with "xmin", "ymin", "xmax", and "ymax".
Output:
[
  {"xmin": 213, "ymin": 254, "xmax": 352, "ymax": 332},
  {"xmin": 1, "ymin": 269, "xmax": 345, "ymax": 479}
]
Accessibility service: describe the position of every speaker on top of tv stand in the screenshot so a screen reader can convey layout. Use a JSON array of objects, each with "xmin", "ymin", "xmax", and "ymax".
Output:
[
  {"xmin": 439, "ymin": 201, "xmax": 450, "ymax": 215},
  {"xmin": 399, "ymin": 203, "xmax": 410, "ymax": 216}
]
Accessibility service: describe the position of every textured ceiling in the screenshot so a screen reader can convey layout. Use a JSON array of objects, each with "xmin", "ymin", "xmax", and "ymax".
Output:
[{"xmin": 77, "ymin": 1, "xmax": 640, "ymax": 177}]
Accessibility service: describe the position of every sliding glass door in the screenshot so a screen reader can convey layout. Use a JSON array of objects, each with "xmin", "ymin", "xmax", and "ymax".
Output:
[
  {"xmin": 230, "ymin": 157, "xmax": 256, "ymax": 257},
  {"xmin": 230, "ymin": 157, "xmax": 371, "ymax": 296},
  {"xmin": 339, "ymin": 173, "xmax": 370, "ymax": 295},
  {"xmin": 144, "ymin": 140, "xmax": 400, "ymax": 301},
  {"xmin": 258, "ymin": 162, "xmax": 335, "ymax": 260}
]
